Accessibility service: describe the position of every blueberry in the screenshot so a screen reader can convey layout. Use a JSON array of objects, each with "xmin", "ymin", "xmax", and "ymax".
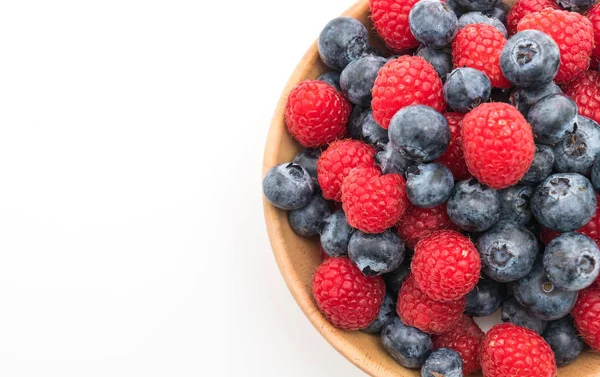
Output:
[
  {"xmin": 288, "ymin": 195, "xmax": 331, "ymax": 237},
  {"xmin": 486, "ymin": 2, "xmax": 509, "ymax": 23},
  {"xmin": 499, "ymin": 185, "xmax": 533, "ymax": 225},
  {"xmin": 409, "ymin": 0, "xmax": 458, "ymax": 48},
  {"xmin": 446, "ymin": 0, "xmax": 464, "ymax": 18},
  {"xmin": 465, "ymin": 276, "xmax": 507, "ymax": 317},
  {"xmin": 528, "ymin": 94, "xmax": 577, "ymax": 146},
  {"xmin": 477, "ymin": 220, "xmax": 539, "ymax": 283},
  {"xmin": 512, "ymin": 260, "xmax": 579, "ymax": 321},
  {"xmin": 416, "ymin": 45, "xmax": 453, "ymax": 79},
  {"xmin": 490, "ymin": 88, "xmax": 511, "ymax": 103},
  {"xmin": 520, "ymin": 144, "xmax": 555, "ymax": 186},
  {"xmin": 455, "ymin": 0, "xmax": 501, "ymax": 12},
  {"xmin": 592, "ymin": 158, "xmax": 600, "ymax": 192},
  {"xmin": 543, "ymin": 232, "xmax": 600, "ymax": 291},
  {"xmin": 406, "ymin": 163, "xmax": 454, "ymax": 208},
  {"xmin": 542, "ymin": 317, "xmax": 585, "ymax": 366},
  {"xmin": 458, "ymin": 12, "xmax": 507, "ymax": 36},
  {"xmin": 320, "ymin": 210, "xmax": 353, "ymax": 257},
  {"xmin": 382, "ymin": 317, "xmax": 433, "ymax": 369},
  {"xmin": 502, "ymin": 296, "xmax": 547, "ymax": 334},
  {"xmin": 511, "ymin": 81, "xmax": 562, "ymax": 117},
  {"xmin": 554, "ymin": 116, "xmax": 600, "ymax": 174},
  {"xmin": 531, "ymin": 173, "xmax": 597, "ymax": 232},
  {"xmin": 383, "ymin": 261, "xmax": 411, "ymax": 297},
  {"xmin": 555, "ymin": 0, "xmax": 595, "ymax": 11},
  {"xmin": 317, "ymin": 71, "xmax": 342, "ymax": 91},
  {"xmin": 293, "ymin": 148, "xmax": 322, "ymax": 185},
  {"xmin": 348, "ymin": 107, "xmax": 389, "ymax": 147},
  {"xmin": 318, "ymin": 17, "xmax": 370, "ymax": 71},
  {"xmin": 421, "ymin": 348, "xmax": 463, "ymax": 377},
  {"xmin": 340, "ymin": 55, "xmax": 388, "ymax": 107},
  {"xmin": 364, "ymin": 294, "xmax": 397, "ymax": 334},
  {"xmin": 500, "ymin": 30, "xmax": 560, "ymax": 88},
  {"xmin": 263, "ymin": 163, "xmax": 314, "ymax": 210},
  {"xmin": 443, "ymin": 68, "xmax": 491, "ymax": 113},
  {"xmin": 447, "ymin": 179, "xmax": 501, "ymax": 232},
  {"xmin": 389, "ymin": 105, "xmax": 450, "ymax": 163},
  {"xmin": 347, "ymin": 106, "xmax": 369, "ymax": 139},
  {"xmin": 376, "ymin": 142, "xmax": 416, "ymax": 176},
  {"xmin": 348, "ymin": 230, "xmax": 406, "ymax": 276}
]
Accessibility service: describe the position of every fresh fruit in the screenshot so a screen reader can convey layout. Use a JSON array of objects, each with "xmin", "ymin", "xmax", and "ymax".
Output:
[
  {"xmin": 348, "ymin": 230, "xmax": 406, "ymax": 276},
  {"xmin": 348, "ymin": 108, "xmax": 389, "ymax": 148},
  {"xmin": 320, "ymin": 210, "xmax": 354, "ymax": 257},
  {"xmin": 502, "ymin": 296, "xmax": 547, "ymax": 334},
  {"xmin": 455, "ymin": 0, "xmax": 500, "ymax": 11},
  {"xmin": 447, "ymin": 179, "xmax": 501, "ymax": 232},
  {"xmin": 520, "ymin": 144, "xmax": 555, "ymax": 186},
  {"xmin": 421, "ymin": 348, "xmax": 463, "ymax": 377},
  {"xmin": 396, "ymin": 204, "xmax": 458, "ymax": 249},
  {"xmin": 340, "ymin": 55, "xmax": 388, "ymax": 107},
  {"xmin": 376, "ymin": 142, "xmax": 415, "ymax": 175},
  {"xmin": 409, "ymin": 0, "xmax": 458, "ymax": 48},
  {"xmin": 528, "ymin": 94, "xmax": 578, "ymax": 145},
  {"xmin": 293, "ymin": 148, "xmax": 321, "ymax": 185},
  {"xmin": 506, "ymin": 0, "xmax": 559, "ymax": 35},
  {"xmin": 563, "ymin": 70, "xmax": 600, "ymax": 124},
  {"xmin": 499, "ymin": 185, "xmax": 533, "ymax": 225},
  {"xmin": 542, "ymin": 317, "xmax": 585, "ymax": 366},
  {"xmin": 443, "ymin": 68, "xmax": 491, "ymax": 113},
  {"xmin": 363, "ymin": 294, "xmax": 397, "ymax": 334},
  {"xmin": 571, "ymin": 287, "xmax": 600, "ymax": 351},
  {"xmin": 594, "ymin": 159, "xmax": 600, "ymax": 192},
  {"xmin": 540, "ymin": 195, "xmax": 600, "ymax": 247},
  {"xmin": 432, "ymin": 314, "xmax": 484, "ymax": 374},
  {"xmin": 318, "ymin": 17, "xmax": 370, "ymax": 71},
  {"xmin": 405, "ymin": 163, "xmax": 454, "ymax": 208},
  {"xmin": 416, "ymin": 45, "xmax": 453, "ymax": 79},
  {"xmin": 381, "ymin": 317, "xmax": 433, "ymax": 368},
  {"xmin": 510, "ymin": 81, "xmax": 562, "ymax": 117},
  {"xmin": 458, "ymin": 11, "xmax": 507, "ymax": 36},
  {"xmin": 587, "ymin": 3, "xmax": 600, "ymax": 62},
  {"xmin": 383, "ymin": 262, "xmax": 411, "ymax": 297},
  {"xmin": 317, "ymin": 71, "xmax": 341, "ymax": 91},
  {"xmin": 465, "ymin": 277, "xmax": 507, "ymax": 317},
  {"xmin": 435, "ymin": 112, "xmax": 470, "ymax": 180},
  {"xmin": 288, "ymin": 195, "xmax": 331, "ymax": 237},
  {"xmin": 556, "ymin": 0, "xmax": 595, "ymax": 12},
  {"xmin": 553, "ymin": 116, "xmax": 600, "ymax": 175},
  {"xmin": 370, "ymin": 0, "xmax": 421, "ymax": 52},
  {"xmin": 263, "ymin": 163, "xmax": 314, "ymax": 210}
]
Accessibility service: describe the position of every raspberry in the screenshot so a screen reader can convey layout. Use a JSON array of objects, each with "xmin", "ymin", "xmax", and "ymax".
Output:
[
  {"xmin": 571, "ymin": 287, "xmax": 600, "ymax": 351},
  {"xmin": 369, "ymin": 0, "xmax": 420, "ymax": 53},
  {"xmin": 317, "ymin": 139, "xmax": 376, "ymax": 202},
  {"xmin": 341, "ymin": 166, "xmax": 408, "ymax": 234},
  {"xmin": 506, "ymin": 0, "xmax": 559, "ymax": 35},
  {"xmin": 312, "ymin": 257, "xmax": 386, "ymax": 330},
  {"xmin": 563, "ymin": 70, "xmax": 600, "ymax": 124},
  {"xmin": 435, "ymin": 112, "xmax": 471, "ymax": 180},
  {"xmin": 587, "ymin": 3, "xmax": 600, "ymax": 60},
  {"xmin": 371, "ymin": 56, "xmax": 445, "ymax": 129},
  {"xmin": 397, "ymin": 275, "xmax": 465, "ymax": 335},
  {"xmin": 541, "ymin": 194, "xmax": 600, "ymax": 246},
  {"xmin": 433, "ymin": 315, "xmax": 484, "ymax": 375},
  {"xmin": 462, "ymin": 103, "xmax": 535, "ymax": 189},
  {"xmin": 517, "ymin": 9, "xmax": 595, "ymax": 84},
  {"xmin": 396, "ymin": 204, "xmax": 459, "ymax": 249},
  {"xmin": 452, "ymin": 24, "xmax": 511, "ymax": 89},
  {"xmin": 411, "ymin": 230, "xmax": 481, "ymax": 301},
  {"xmin": 284, "ymin": 80, "xmax": 351, "ymax": 148},
  {"xmin": 481, "ymin": 323, "xmax": 557, "ymax": 377}
]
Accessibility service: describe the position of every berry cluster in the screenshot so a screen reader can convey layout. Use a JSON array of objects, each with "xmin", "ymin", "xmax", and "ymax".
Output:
[{"xmin": 263, "ymin": 1, "xmax": 600, "ymax": 375}]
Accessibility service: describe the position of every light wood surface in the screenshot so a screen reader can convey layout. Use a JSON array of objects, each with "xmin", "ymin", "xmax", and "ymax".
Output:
[{"xmin": 262, "ymin": 0, "xmax": 600, "ymax": 375}]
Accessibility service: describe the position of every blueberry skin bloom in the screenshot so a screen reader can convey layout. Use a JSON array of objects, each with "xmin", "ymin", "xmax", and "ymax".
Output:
[
  {"xmin": 447, "ymin": 179, "xmax": 501, "ymax": 232},
  {"xmin": 288, "ymin": 195, "xmax": 331, "ymax": 237},
  {"xmin": 348, "ymin": 230, "xmax": 406, "ymax": 276},
  {"xmin": 511, "ymin": 81, "xmax": 562, "ymax": 117},
  {"xmin": 502, "ymin": 296, "xmax": 547, "ymax": 334},
  {"xmin": 421, "ymin": 348, "xmax": 463, "ymax": 377},
  {"xmin": 318, "ymin": 17, "xmax": 370, "ymax": 71},
  {"xmin": 320, "ymin": 210, "xmax": 353, "ymax": 257},
  {"xmin": 553, "ymin": 116, "xmax": 600, "ymax": 175},
  {"xmin": 531, "ymin": 173, "xmax": 597, "ymax": 232},
  {"xmin": 521, "ymin": 144, "xmax": 554, "ymax": 186},
  {"xmin": 543, "ymin": 232, "xmax": 600, "ymax": 291},
  {"xmin": 409, "ymin": 0, "xmax": 458, "ymax": 48},
  {"xmin": 528, "ymin": 94, "xmax": 578, "ymax": 146},
  {"xmin": 416, "ymin": 46, "xmax": 453, "ymax": 79},
  {"xmin": 293, "ymin": 148, "xmax": 322, "ymax": 185},
  {"xmin": 465, "ymin": 277, "xmax": 507, "ymax": 317},
  {"xmin": 363, "ymin": 294, "xmax": 397, "ymax": 334},
  {"xmin": 499, "ymin": 185, "xmax": 533, "ymax": 225},
  {"xmin": 263, "ymin": 163, "xmax": 314, "ymax": 210},
  {"xmin": 500, "ymin": 30, "xmax": 560, "ymax": 88},
  {"xmin": 317, "ymin": 71, "xmax": 341, "ymax": 91},
  {"xmin": 406, "ymin": 163, "xmax": 454, "ymax": 208},
  {"xmin": 458, "ymin": 12, "xmax": 507, "ymax": 36},
  {"xmin": 444, "ymin": 68, "xmax": 491, "ymax": 113},
  {"xmin": 542, "ymin": 317, "xmax": 585, "ymax": 367},
  {"xmin": 381, "ymin": 317, "xmax": 433, "ymax": 369},
  {"xmin": 388, "ymin": 105, "xmax": 450, "ymax": 163},
  {"xmin": 376, "ymin": 142, "xmax": 416, "ymax": 176},
  {"xmin": 340, "ymin": 55, "xmax": 388, "ymax": 107}
]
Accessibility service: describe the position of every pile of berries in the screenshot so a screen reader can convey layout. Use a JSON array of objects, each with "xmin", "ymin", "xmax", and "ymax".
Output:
[{"xmin": 263, "ymin": 0, "xmax": 600, "ymax": 375}]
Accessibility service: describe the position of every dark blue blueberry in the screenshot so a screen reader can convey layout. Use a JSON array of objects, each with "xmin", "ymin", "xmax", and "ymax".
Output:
[
  {"xmin": 317, "ymin": 71, "xmax": 341, "ymax": 91},
  {"xmin": 348, "ymin": 108, "xmax": 389, "ymax": 147},
  {"xmin": 406, "ymin": 163, "xmax": 454, "ymax": 208},
  {"xmin": 320, "ymin": 210, "xmax": 353, "ymax": 257},
  {"xmin": 592, "ymin": 158, "xmax": 600, "ymax": 193},
  {"xmin": 318, "ymin": 17, "xmax": 370, "ymax": 71},
  {"xmin": 477, "ymin": 220, "xmax": 538, "ymax": 283},
  {"xmin": 263, "ymin": 163, "xmax": 314, "ymax": 210},
  {"xmin": 486, "ymin": 2, "xmax": 509, "ymax": 23},
  {"xmin": 293, "ymin": 148, "xmax": 321, "ymax": 185},
  {"xmin": 465, "ymin": 277, "xmax": 507, "ymax": 317},
  {"xmin": 444, "ymin": 68, "xmax": 491, "ymax": 113},
  {"xmin": 499, "ymin": 185, "xmax": 533, "ymax": 225},
  {"xmin": 447, "ymin": 179, "xmax": 501, "ymax": 232},
  {"xmin": 554, "ymin": 116, "xmax": 600, "ymax": 174},
  {"xmin": 500, "ymin": 30, "xmax": 560, "ymax": 88},
  {"xmin": 340, "ymin": 55, "xmax": 388, "ymax": 107},
  {"xmin": 555, "ymin": 0, "xmax": 595, "ymax": 11},
  {"xmin": 531, "ymin": 173, "xmax": 597, "ymax": 232},
  {"xmin": 542, "ymin": 317, "xmax": 585, "ymax": 366},
  {"xmin": 288, "ymin": 195, "xmax": 331, "ymax": 237},
  {"xmin": 383, "ymin": 261, "xmax": 411, "ymax": 297},
  {"xmin": 455, "ymin": 0, "xmax": 501, "ymax": 12},
  {"xmin": 382, "ymin": 317, "xmax": 433, "ymax": 369},
  {"xmin": 347, "ymin": 106, "xmax": 369, "ymax": 139},
  {"xmin": 376, "ymin": 142, "xmax": 416, "ymax": 176},
  {"xmin": 528, "ymin": 94, "xmax": 578, "ymax": 146},
  {"xmin": 416, "ymin": 45, "xmax": 453, "ymax": 79},
  {"xmin": 520, "ymin": 144, "xmax": 554, "ymax": 186},
  {"xmin": 389, "ymin": 105, "xmax": 450, "ymax": 163},
  {"xmin": 446, "ymin": 0, "xmax": 464, "ymax": 18},
  {"xmin": 421, "ymin": 348, "xmax": 463, "ymax": 377},
  {"xmin": 363, "ymin": 294, "xmax": 397, "ymax": 334},
  {"xmin": 502, "ymin": 296, "xmax": 547, "ymax": 334},
  {"xmin": 543, "ymin": 232, "xmax": 600, "ymax": 291},
  {"xmin": 511, "ymin": 81, "xmax": 562, "ymax": 117},
  {"xmin": 512, "ymin": 259, "xmax": 579, "ymax": 321},
  {"xmin": 458, "ymin": 12, "xmax": 507, "ymax": 36},
  {"xmin": 348, "ymin": 230, "xmax": 406, "ymax": 276},
  {"xmin": 409, "ymin": 0, "xmax": 458, "ymax": 48}
]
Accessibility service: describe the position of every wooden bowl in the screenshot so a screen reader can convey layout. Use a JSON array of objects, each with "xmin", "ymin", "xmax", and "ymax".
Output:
[{"xmin": 262, "ymin": 1, "xmax": 600, "ymax": 375}]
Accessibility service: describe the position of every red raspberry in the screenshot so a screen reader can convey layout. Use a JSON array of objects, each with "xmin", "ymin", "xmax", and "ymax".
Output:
[
  {"xmin": 342, "ymin": 166, "xmax": 408, "ymax": 234},
  {"xmin": 506, "ymin": 0, "xmax": 559, "ymax": 35},
  {"xmin": 396, "ymin": 204, "xmax": 459, "ymax": 249},
  {"xmin": 462, "ymin": 103, "xmax": 535, "ymax": 189},
  {"xmin": 317, "ymin": 139, "xmax": 376, "ymax": 202},
  {"xmin": 563, "ymin": 70, "xmax": 600, "ymax": 124},
  {"xmin": 481, "ymin": 323, "xmax": 556, "ymax": 377},
  {"xmin": 411, "ymin": 230, "xmax": 481, "ymax": 302},
  {"xmin": 517, "ymin": 9, "xmax": 595, "ymax": 84},
  {"xmin": 397, "ymin": 275, "xmax": 465, "ymax": 335},
  {"xmin": 571, "ymin": 287, "xmax": 600, "ymax": 351},
  {"xmin": 371, "ymin": 56, "xmax": 445, "ymax": 129},
  {"xmin": 433, "ymin": 315, "xmax": 484, "ymax": 375},
  {"xmin": 590, "ymin": 277, "xmax": 600, "ymax": 290},
  {"xmin": 541, "ymin": 194, "xmax": 600, "ymax": 246},
  {"xmin": 312, "ymin": 257, "xmax": 385, "ymax": 330},
  {"xmin": 587, "ymin": 3, "xmax": 600, "ymax": 61},
  {"xmin": 284, "ymin": 80, "xmax": 351, "ymax": 148},
  {"xmin": 452, "ymin": 24, "xmax": 511, "ymax": 89},
  {"xmin": 435, "ymin": 112, "xmax": 471, "ymax": 180},
  {"xmin": 369, "ymin": 0, "xmax": 420, "ymax": 53}
]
